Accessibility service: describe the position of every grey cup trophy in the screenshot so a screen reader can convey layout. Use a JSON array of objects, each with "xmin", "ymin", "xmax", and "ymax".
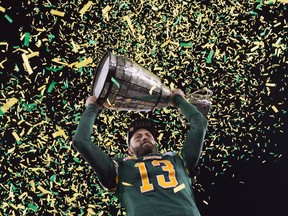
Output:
[{"xmin": 91, "ymin": 51, "xmax": 212, "ymax": 116}]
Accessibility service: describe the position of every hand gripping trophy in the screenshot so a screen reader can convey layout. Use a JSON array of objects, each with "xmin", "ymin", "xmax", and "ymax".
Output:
[
  {"xmin": 91, "ymin": 51, "xmax": 213, "ymax": 117},
  {"xmin": 73, "ymin": 51, "xmax": 211, "ymax": 215}
]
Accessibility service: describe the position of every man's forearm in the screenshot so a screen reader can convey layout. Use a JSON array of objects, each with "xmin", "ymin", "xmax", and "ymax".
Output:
[
  {"xmin": 72, "ymin": 104, "xmax": 117, "ymax": 188},
  {"xmin": 173, "ymin": 95, "xmax": 208, "ymax": 172}
]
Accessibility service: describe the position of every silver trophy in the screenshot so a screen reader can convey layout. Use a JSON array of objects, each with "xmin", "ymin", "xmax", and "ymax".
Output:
[{"xmin": 91, "ymin": 51, "xmax": 212, "ymax": 116}]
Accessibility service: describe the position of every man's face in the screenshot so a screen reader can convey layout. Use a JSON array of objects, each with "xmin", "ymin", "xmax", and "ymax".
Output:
[{"xmin": 128, "ymin": 128, "xmax": 157, "ymax": 157}]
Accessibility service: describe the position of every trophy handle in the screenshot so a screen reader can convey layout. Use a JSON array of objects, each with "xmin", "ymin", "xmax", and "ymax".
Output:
[{"xmin": 178, "ymin": 88, "xmax": 213, "ymax": 124}]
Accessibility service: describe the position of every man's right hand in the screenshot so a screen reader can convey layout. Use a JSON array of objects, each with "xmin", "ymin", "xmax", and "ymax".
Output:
[{"xmin": 85, "ymin": 96, "xmax": 104, "ymax": 110}]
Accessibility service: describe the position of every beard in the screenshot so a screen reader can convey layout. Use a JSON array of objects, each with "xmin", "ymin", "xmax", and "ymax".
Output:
[{"xmin": 132, "ymin": 142, "xmax": 157, "ymax": 157}]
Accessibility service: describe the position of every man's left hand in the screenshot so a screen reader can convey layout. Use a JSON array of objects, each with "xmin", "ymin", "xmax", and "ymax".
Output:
[{"xmin": 169, "ymin": 89, "xmax": 185, "ymax": 106}]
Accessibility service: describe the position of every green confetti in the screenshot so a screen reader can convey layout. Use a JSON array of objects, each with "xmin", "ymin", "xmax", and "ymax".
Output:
[
  {"xmin": 89, "ymin": 40, "xmax": 97, "ymax": 44},
  {"xmin": 50, "ymin": 174, "xmax": 57, "ymax": 182},
  {"xmin": 24, "ymin": 32, "xmax": 30, "ymax": 47},
  {"xmin": 73, "ymin": 157, "xmax": 81, "ymax": 163},
  {"xmin": 45, "ymin": 66, "xmax": 64, "ymax": 72},
  {"xmin": 206, "ymin": 51, "xmax": 214, "ymax": 63},
  {"xmin": 48, "ymin": 34, "xmax": 55, "ymax": 42},
  {"xmin": 180, "ymin": 42, "xmax": 193, "ymax": 48},
  {"xmin": 28, "ymin": 203, "xmax": 39, "ymax": 212},
  {"xmin": 256, "ymin": 1, "xmax": 263, "ymax": 9},
  {"xmin": 47, "ymin": 82, "xmax": 57, "ymax": 93},
  {"xmin": 111, "ymin": 77, "xmax": 120, "ymax": 88},
  {"xmin": 174, "ymin": 15, "xmax": 183, "ymax": 25},
  {"xmin": 249, "ymin": 11, "xmax": 258, "ymax": 15},
  {"xmin": 4, "ymin": 14, "xmax": 13, "ymax": 23}
]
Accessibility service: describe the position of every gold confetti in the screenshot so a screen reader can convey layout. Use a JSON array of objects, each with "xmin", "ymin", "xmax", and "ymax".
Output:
[
  {"xmin": 149, "ymin": 85, "xmax": 157, "ymax": 95},
  {"xmin": 29, "ymin": 180, "xmax": 36, "ymax": 192},
  {"xmin": 160, "ymin": 40, "xmax": 171, "ymax": 48},
  {"xmin": 26, "ymin": 51, "xmax": 39, "ymax": 59},
  {"xmin": 12, "ymin": 132, "xmax": 20, "ymax": 142},
  {"xmin": 174, "ymin": 183, "xmax": 185, "ymax": 193},
  {"xmin": 0, "ymin": 98, "xmax": 18, "ymax": 114},
  {"xmin": 102, "ymin": 5, "xmax": 111, "ymax": 15},
  {"xmin": 38, "ymin": 185, "xmax": 52, "ymax": 194},
  {"xmin": 271, "ymin": 105, "xmax": 279, "ymax": 113},
  {"xmin": 123, "ymin": 16, "xmax": 136, "ymax": 36},
  {"xmin": 50, "ymin": 9, "xmax": 65, "ymax": 17},
  {"xmin": 79, "ymin": 1, "xmax": 93, "ymax": 15},
  {"xmin": 18, "ymin": 192, "xmax": 27, "ymax": 200},
  {"xmin": 0, "ymin": 58, "xmax": 7, "ymax": 69},
  {"xmin": 10, "ymin": 203, "xmax": 18, "ymax": 210},
  {"xmin": 122, "ymin": 182, "xmax": 133, "ymax": 186},
  {"xmin": 74, "ymin": 57, "xmax": 93, "ymax": 68},
  {"xmin": 21, "ymin": 53, "xmax": 33, "ymax": 74},
  {"xmin": 0, "ymin": 6, "xmax": 5, "ymax": 12},
  {"xmin": 52, "ymin": 58, "xmax": 69, "ymax": 66},
  {"xmin": 52, "ymin": 125, "xmax": 68, "ymax": 139},
  {"xmin": 265, "ymin": 83, "xmax": 276, "ymax": 87},
  {"xmin": 88, "ymin": 208, "xmax": 96, "ymax": 215},
  {"xmin": 7, "ymin": 147, "xmax": 15, "ymax": 154},
  {"xmin": 266, "ymin": 0, "xmax": 288, "ymax": 3}
]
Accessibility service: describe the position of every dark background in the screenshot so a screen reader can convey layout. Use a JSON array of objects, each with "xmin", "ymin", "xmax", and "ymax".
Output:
[{"xmin": 1, "ymin": 0, "xmax": 287, "ymax": 215}]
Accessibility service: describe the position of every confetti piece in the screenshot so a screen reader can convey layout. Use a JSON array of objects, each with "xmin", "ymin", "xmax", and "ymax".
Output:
[
  {"xmin": 149, "ymin": 85, "xmax": 157, "ymax": 95},
  {"xmin": 71, "ymin": 39, "xmax": 80, "ymax": 52},
  {"xmin": 271, "ymin": 105, "xmax": 279, "ymax": 113},
  {"xmin": 0, "ymin": 58, "xmax": 7, "ymax": 69},
  {"xmin": 26, "ymin": 51, "xmax": 39, "ymax": 59},
  {"xmin": 123, "ymin": 16, "xmax": 136, "ymax": 36},
  {"xmin": 74, "ymin": 57, "xmax": 93, "ymax": 68},
  {"xmin": 29, "ymin": 180, "xmax": 36, "ymax": 192},
  {"xmin": 180, "ymin": 42, "xmax": 193, "ymax": 48},
  {"xmin": 52, "ymin": 58, "xmax": 69, "ymax": 66},
  {"xmin": 160, "ymin": 40, "xmax": 171, "ymax": 48},
  {"xmin": 7, "ymin": 147, "xmax": 15, "ymax": 154},
  {"xmin": 52, "ymin": 125, "xmax": 68, "ymax": 139},
  {"xmin": 47, "ymin": 82, "xmax": 57, "ymax": 93},
  {"xmin": 50, "ymin": 9, "xmax": 65, "ymax": 17},
  {"xmin": 80, "ymin": 1, "xmax": 93, "ymax": 15},
  {"xmin": 27, "ymin": 203, "xmax": 38, "ymax": 212},
  {"xmin": 0, "ymin": 6, "xmax": 6, "ymax": 12},
  {"xmin": 278, "ymin": 0, "xmax": 288, "ymax": 3},
  {"xmin": 206, "ymin": 51, "xmax": 214, "ymax": 63},
  {"xmin": 0, "ymin": 98, "xmax": 18, "ymax": 115},
  {"xmin": 24, "ymin": 32, "xmax": 30, "ymax": 47},
  {"xmin": 12, "ymin": 131, "xmax": 20, "ymax": 142},
  {"xmin": 102, "ymin": 5, "xmax": 111, "ymax": 15},
  {"xmin": 4, "ymin": 14, "xmax": 13, "ymax": 23},
  {"xmin": 21, "ymin": 53, "xmax": 33, "ymax": 74},
  {"xmin": 122, "ymin": 182, "xmax": 133, "ymax": 186},
  {"xmin": 174, "ymin": 183, "xmax": 185, "ymax": 193},
  {"xmin": 265, "ymin": 83, "xmax": 276, "ymax": 87},
  {"xmin": 37, "ymin": 185, "xmax": 52, "ymax": 194},
  {"xmin": 170, "ymin": 82, "xmax": 175, "ymax": 90},
  {"xmin": 111, "ymin": 77, "xmax": 120, "ymax": 88}
]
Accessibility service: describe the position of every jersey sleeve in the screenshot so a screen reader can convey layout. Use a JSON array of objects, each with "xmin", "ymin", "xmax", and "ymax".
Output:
[
  {"xmin": 172, "ymin": 95, "xmax": 208, "ymax": 177},
  {"xmin": 72, "ymin": 104, "xmax": 117, "ymax": 190}
]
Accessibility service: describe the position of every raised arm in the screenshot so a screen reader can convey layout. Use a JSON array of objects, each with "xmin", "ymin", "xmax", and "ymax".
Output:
[
  {"xmin": 171, "ymin": 90, "xmax": 208, "ymax": 176},
  {"xmin": 72, "ymin": 96, "xmax": 117, "ymax": 189}
]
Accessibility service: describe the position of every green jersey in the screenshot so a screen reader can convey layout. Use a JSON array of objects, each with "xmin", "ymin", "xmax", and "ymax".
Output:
[
  {"xmin": 112, "ymin": 152, "xmax": 200, "ymax": 216},
  {"xmin": 73, "ymin": 95, "xmax": 208, "ymax": 216}
]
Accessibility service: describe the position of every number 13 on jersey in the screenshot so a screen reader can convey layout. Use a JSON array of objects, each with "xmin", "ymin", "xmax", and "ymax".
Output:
[{"xmin": 135, "ymin": 160, "xmax": 179, "ymax": 193}]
